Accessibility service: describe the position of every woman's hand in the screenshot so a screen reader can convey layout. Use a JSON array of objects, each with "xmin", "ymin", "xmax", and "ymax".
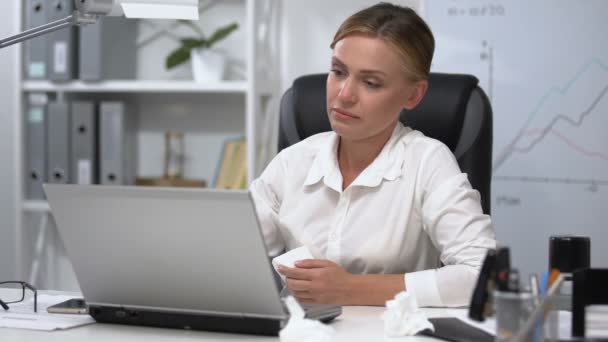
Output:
[{"xmin": 278, "ymin": 259, "xmax": 355, "ymax": 305}]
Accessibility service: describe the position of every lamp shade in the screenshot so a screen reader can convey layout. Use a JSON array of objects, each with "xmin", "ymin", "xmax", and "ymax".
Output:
[{"xmin": 119, "ymin": 0, "xmax": 199, "ymax": 20}]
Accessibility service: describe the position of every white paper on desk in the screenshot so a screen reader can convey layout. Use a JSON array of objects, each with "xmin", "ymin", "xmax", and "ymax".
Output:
[
  {"xmin": 0, "ymin": 295, "xmax": 95, "ymax": 331},
  {"xmin": 272, "ymin": 246, "xmax": 314, "ymax": 283}
]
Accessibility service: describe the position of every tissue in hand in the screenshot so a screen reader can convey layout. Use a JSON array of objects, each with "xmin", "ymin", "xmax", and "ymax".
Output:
[
  {"xmin": 382, "ymin": 291, "xmax": 434, "ymax": 337},
  {"xmin": 279, "ymin": 296, "xmax": 335, "ymax": 342},
  {"xmin": 272, "ymin": 246, "xmax": 314, "ymax": 282}
]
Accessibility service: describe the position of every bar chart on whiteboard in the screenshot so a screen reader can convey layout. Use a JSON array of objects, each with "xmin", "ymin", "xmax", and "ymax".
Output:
[{"xmin": 425, "ymin": 0, "xmax": 608, "ymax": 274}]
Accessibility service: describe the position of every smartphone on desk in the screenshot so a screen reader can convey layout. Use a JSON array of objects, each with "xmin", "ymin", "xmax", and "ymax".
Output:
[{"xmin": 47, "ymin": 298, "xmax": 88, "ymax": 314}]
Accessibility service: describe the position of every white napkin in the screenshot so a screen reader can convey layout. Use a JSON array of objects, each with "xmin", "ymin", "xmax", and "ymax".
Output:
[
  {"xmin": 382, "ymin": 291, "xmax": 434, "ymax": 337},
  {"xmin": 272, "ymin": 246, "xmax": 314, "ymax": 283},
  {"xmin": 279, "ymin": 296, "xmax": 335, "ymax": 342}
]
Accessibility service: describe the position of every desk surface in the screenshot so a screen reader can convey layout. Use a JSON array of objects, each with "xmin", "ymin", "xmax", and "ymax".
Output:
[{"xmin": 0, "ymin": 289, "xmax": 461, "ymax": 341}]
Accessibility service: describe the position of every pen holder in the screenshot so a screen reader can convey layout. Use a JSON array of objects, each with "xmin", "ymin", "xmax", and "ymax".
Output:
[{"xmin": 494, "ymin": 291, "xmax": 540, "ymax": 341}]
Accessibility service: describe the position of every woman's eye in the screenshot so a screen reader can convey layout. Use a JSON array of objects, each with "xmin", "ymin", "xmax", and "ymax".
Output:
[
  {"xmin": 365, "ymin": 80, "xmax": 381, "ymax": 89},
  {"xmin": 331, "ymin": 68, "xmax": 345, "ymax": 77}
]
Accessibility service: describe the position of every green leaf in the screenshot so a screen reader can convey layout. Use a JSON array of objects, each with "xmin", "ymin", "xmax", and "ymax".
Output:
[
  {"xmin": 181, "ymin": 38, "xmax": 204, "ymax": 49},
  {"xmin": 164, "ymin": 21, "xmax": 238, "ymax": 70},
  {"xmin": 165, "ymin": 46, "xmax": 192, "ymax": 70},
  {"xmin": 206, "ymin": 23, "xmax": 239, "ymax": 49}
]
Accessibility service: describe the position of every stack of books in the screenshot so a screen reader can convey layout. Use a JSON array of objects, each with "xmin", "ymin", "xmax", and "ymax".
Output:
[{"xmin": 214, "ymin": 138, "xmax": 247, "ymax": 189}]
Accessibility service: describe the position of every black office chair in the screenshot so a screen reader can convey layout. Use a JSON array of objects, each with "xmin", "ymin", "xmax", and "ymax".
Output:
[
  {"xmin": 572, "ymin": 268, "xmax": 608, "ymax": 337},
  {"xmin": 278, "ymin": 73, "xmax": 493, "ymax": 214}
]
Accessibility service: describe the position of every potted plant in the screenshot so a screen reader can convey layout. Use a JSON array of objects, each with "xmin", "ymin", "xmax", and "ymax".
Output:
[{"xmin": 165, "ymin": 20, "xmax": 239, "ymax": 82}]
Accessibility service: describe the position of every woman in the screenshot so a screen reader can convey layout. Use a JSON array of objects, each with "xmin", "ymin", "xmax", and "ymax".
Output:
[{"xmin": 250, "ymin": 2, "xmax": 495, "ymax": 307}]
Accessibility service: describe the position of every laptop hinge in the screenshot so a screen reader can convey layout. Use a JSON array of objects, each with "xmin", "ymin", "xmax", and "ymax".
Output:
[{"xmin": 88, "ymin": 302, "xmax": 288, "ymax": 321}]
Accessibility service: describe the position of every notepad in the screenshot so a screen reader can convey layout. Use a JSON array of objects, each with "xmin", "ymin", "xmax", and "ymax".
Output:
[
  {"xmin": 587, "ymin": 305, "xmax": 608, "ymax": 338},
  {"xmin": 420, "ymin": 317, "xmax": 494, "ymax": 342}
]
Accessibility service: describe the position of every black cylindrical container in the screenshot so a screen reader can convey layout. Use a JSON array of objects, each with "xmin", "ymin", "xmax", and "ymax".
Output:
[{"xmin": 549, "ymin": 236, "xmax": 590, "ymax": 273}]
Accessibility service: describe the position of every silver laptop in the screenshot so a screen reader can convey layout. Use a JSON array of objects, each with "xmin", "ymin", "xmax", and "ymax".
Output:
[{"xmin": 43, "ymin": 184, "xmax": 341, "ymax": 335}]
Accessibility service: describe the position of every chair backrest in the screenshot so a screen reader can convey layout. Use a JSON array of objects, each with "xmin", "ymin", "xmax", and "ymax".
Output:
[
  {"xmin": 278, "ymin": 73, "xmax": 493, "ymax": 214},
  {"xmin": 572, "ymin": 268, "xmax": 608, "ymax": 337}
]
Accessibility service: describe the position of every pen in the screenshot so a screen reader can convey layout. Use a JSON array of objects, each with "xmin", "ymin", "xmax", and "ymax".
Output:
[
  {"xmin": 529, "ymin": 273, "xmax": 542, "ymax": 342},
  {"xmin": 529, "ymin": 273, "xmax": 540, "ymax": 305},
  {"xmin": 548, "ymin": 269, "xmax": 560, "ymax": 288},
  {"xmin": 540, "ymin": 271, "xmax": 549, "ymax": 296},
  {"xmin": 513, "ymin": 274, "xmax": 565, "ymax": 341}
]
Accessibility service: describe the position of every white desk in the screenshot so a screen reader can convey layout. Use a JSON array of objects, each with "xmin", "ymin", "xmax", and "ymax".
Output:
[{"xmin": 0, "ymin": 289, "xmax": 462, "ymax": 341}]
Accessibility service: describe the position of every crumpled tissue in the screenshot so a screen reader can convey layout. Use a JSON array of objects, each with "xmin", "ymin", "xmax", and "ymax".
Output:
[
  {"xmin": 272, "ymin": 246, "xmax": 314, "ymax": 283},
  {"xmin": 279, "ymin": 296, "xmax": 335, "ymax": 342},
  {"xmin": 382, "ymin": 291, "xmax": 434, "ymax": 337}
]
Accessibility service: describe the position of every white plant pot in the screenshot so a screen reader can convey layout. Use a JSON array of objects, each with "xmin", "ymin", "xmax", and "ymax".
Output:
[{"xmin": 191, "ymin": 48, "xmax": 226, "ymax": 82}]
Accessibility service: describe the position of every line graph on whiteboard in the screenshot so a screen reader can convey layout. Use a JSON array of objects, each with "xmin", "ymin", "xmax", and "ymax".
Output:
[
  {"xmin": 425, "ymin": 0, "xmax": 608, "ymax": 282},
  {"xmin": 426, "ymin": 1, "xmax": 608, "ymax": 192},
  {"xmin": 493, "ymin": 59, "xmax": 608, "ymax": 192}
]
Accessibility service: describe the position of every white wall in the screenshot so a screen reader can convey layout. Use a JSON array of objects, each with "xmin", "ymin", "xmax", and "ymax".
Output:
[
  {"xmin": 279, "ymin": 0, "xmax": 421, "ymax": 92},
  {"xmin": 0, "ymin": 0, "xmax": 19, "ymax": 280},
  {"xmin": 134, "ymin": 1, "xmax": 248, "ymax": 184}
]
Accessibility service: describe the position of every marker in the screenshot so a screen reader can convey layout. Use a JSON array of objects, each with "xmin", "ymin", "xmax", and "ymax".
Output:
[
  {"xmin": 540, "ymin": 271, "xmax": 549, "ymax": 296},
  {"xmin": 548, "ymin": 269, "xmax": 561, "ymax": 288}
]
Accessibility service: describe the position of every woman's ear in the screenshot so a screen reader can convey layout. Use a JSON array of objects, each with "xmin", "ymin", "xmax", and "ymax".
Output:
[{"xmin": 403, "ymin": 80, "xmax": 428, "ymax": 110}]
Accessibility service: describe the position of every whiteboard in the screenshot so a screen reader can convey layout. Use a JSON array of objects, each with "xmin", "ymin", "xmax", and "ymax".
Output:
[{"xmin": 425, "ymin": 0, "xmax": 608, "ymax": 276}]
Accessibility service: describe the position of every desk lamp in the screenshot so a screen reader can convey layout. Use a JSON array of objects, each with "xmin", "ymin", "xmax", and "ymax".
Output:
[{"xmin": 0, "ymin": 0, "xmax": 199, "ymax": 49}]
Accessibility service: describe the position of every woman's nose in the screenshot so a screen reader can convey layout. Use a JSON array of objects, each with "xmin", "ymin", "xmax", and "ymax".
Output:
[{"xmin": 337, "ymin": 78, "xmax": 357, "ymax": 104}]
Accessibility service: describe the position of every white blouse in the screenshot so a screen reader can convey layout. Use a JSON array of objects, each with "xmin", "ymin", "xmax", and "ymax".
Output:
[{"xmin": 250, "ymin": 122, "xmax": 496, "ymax": 307}]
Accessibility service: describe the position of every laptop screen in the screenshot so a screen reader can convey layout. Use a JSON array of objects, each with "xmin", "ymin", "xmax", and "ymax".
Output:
[{"xmin": 44, "ymin": 184, "xmax": 287, "ymax": 320}]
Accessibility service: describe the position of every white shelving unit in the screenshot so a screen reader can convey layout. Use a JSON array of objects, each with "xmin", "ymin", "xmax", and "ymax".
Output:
[
  {"xmin": 16, "ymin": 0, "xmax": 282, "ymax": 289},
  {"xmin": 21, "ymin": 200, "xmax": 50, "ymax": 212}
]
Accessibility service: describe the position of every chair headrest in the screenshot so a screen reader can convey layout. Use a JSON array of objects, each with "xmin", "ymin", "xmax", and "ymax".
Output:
[
  {"xmin": 289, "ymin": 73, "xmax": 479, "ymax": 151},
  {"xmin": 291, "ymin": 74, "xmax": 331, "ymax": 139},
  {"xmin": 402, "ymin": 73, "xmax": 479, "ymax": 150}
]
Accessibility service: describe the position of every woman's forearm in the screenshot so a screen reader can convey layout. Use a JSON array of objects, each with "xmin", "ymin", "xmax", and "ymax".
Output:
[{"xmin": 347, "ymin": 274, "xmax": 406, "ymax": 306}]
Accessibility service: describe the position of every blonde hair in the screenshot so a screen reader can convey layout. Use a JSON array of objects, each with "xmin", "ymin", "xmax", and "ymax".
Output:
[{"xmin": 331, "ymin": 2, "xmax": 434, "ymax": 81}]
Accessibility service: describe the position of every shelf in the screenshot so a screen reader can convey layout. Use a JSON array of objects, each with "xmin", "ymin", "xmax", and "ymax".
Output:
[
  {"xmin": 22, "ymin": 200, "xmax": 50, "ymax": 212},
  {"xmin": 22, "ymin": 80, "xmax": 249, "ymax": 94}
]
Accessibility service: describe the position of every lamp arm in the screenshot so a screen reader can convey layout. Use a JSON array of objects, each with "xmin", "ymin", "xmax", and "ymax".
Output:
[
  {"xmin": 0, "ymin": 0, "xmax": 199, "ymax": 50},
  {"xmin": 0, "ymin": 10, "xmax": 99, "ymax": 50}
]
